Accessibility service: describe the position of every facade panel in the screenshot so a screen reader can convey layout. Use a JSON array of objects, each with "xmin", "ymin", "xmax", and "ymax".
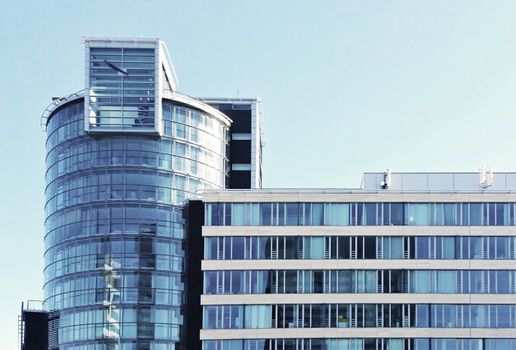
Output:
[
  {"xmin": 199, "ymin": 184, "xmax": 516, "ymax": 350},
  {"xmin": 43, "ymin": 97, "xmax": 229, "ymax": 349}
]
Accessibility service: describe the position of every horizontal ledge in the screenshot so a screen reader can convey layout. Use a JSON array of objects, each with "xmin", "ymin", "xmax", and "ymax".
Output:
[
  {"xmin": 202, "ymin": 225, "xmax": 516, "ymax": 236},
  {"xmin": 201, "ymin": 259, "xmax": 516, "ymax": 271},
  {"xmin": 200, "ymin": 328, "xmax": 516, "ymax": 340},
  {"xmin": 201, "ymin": 293, "xmax": 516, "ymax": 305}
]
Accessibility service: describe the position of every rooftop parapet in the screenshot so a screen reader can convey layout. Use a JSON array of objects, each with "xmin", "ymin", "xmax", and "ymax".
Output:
[{"xmin": 361, "ymin": 170, "xmax": 516, "ymax": 192}]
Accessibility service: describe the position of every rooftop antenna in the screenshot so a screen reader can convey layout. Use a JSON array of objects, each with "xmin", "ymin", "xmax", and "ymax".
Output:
[
  {"xmin": 381, "ymin": 168, "xmax": 392, "ymax": 190},
  {"xmin": 480, "ymin": 165, "xmax": 493, "ymax": 189}
]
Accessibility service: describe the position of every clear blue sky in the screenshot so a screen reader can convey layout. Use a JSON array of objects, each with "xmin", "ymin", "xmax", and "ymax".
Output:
[{"xmin": 2, "ymin": 0, "xmax": 516, "ymax": 347}]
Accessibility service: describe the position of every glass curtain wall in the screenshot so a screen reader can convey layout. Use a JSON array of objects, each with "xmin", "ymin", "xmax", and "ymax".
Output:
[{"xmin": 44, "ymin": 99, "xmax": 229, "ymax": 350}]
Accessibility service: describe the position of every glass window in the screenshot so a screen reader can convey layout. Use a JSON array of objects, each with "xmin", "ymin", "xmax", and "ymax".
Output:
[
  {"xmin": 204, "ymin": 306, "xmax": 217, "ymax": 329},
  {"xmin": 460, "ymin": 237, "xmax": 469, "ymax": 259},
  {"xmin": 470, "ymin": 304, "xmax": 487, "ymax": 327},
  {"xmin": 470, "ymin": 271, "xmax": 486, "ymax": 294},
  {"xmin": 311, "ymin": 304, "xmax": 326, "ymax": 327},
  {"xmin": 443, "ymin": 204, "xmax": 456, "ymax": 225},
  {"xmin": 416, "ymin": 237, "xmax": 430, "ymax": 259},
  {"xmin": 470, "ymin": 204, "xmax": 482, "ymax": 225},
  {"xmin": 280, "ymin": 304, "xmax": 297, "ymax": 328},
  {"xmin": 411, "ymin": 271, "xmax": 430, "ymax": 293},
  {"xmin": 337, "ymin": 237, "xmax": 350, "ymax": 259},
  {"xmin": 389, "ymin": 237, "xmax": 403, "ymax": 259},
  {"xmin": 495, "ymin": 237, "xmax": 509, "ymax": 259},
  {"xmin": 442, "ymin": 237, "xmax": 455, "ymax": 259},
  {"xmin": 337, "ymin": 304, "xmax": 350, "ymax": 327},
  {"xmin": 285, "ymin": 236, "xmax": 297, "ymax": 259},
  {"xmin": 278, "ymin": 204, "xmax": 285, "ymax": 226},
  {"xmin": 497, "ymin": 305, "xmax": 511, "ymax": 327},
  {"xmin": 244, "ymin": 305, "xmax": 271, "ymax": 328},
  {"xmin": 390, "ymin": 204, "xmax": 404, "ymax": 225},
  {"xmin": 312, "ymin": 204, "xmax": 324, "ymax": 226},
  {"xmin": 231, "ymin": 271, "xmax": 243, "ymax": 294},
  {"xmin": 260, "ymin": 203, "xmax": 272, "ymax": 226},
  {"xmin": 496, "ymin": 270, "xmax": 510, "ymax": 294},
  {"xmin": 306, "ymin": 237, "xmax": 324, "ymax": 259},
  {"xmin": 332, "ymin": 203, "xmax": 349, "ymax": 225},
  {"xmin": 416, "ymin": 304, "xmax": 429, "ymax": 327},
  {"xmin": 313, "ymin": 271, "xmax": 324, "ymax": 293},
  {"xmin": 284, "ymin": 271, "xmax": 297, "ymax": 293},
  {"xmin": 232, "ymin": 238, "xmax": 245, "ymax": 260},
  {"xmin": 204, "ymin": 272, "xmax": 218, "ymax": 294},
  {"xmin": 388, "ymin": 339, "xmax": 404, "ymax": 350},
  {"xmin": 364, "ymin": 237, "xmax": 376, "ymax": 259},
  {"xmin": 356, "ymin": 271, "xmax": 376, "ymax": 293},
  {"xmin": 413, "ymin": 339, "xmax": 430, "ymax": 350},
  {"xmin": 205, "ymin": 237, "xmax": 218, "ymax": 260},
  {"xmin": 252, "ymin": 271, "xmax": 270, "ymax": 294},
  {"xmin": 390, "ymin": 270, "xmax": 404, "ymax": 293},
  {"xmin": 224, "ymin": 238, "xmax": 231, "ymax": 260},
  {"xmin": 364, "ymin": 304, "xmax": 376, "ymax": 327},
  {"xmin": 437, "ymin": 271, "xmax": 456, "ymax": 293},
  {"xmin": 258, "ymin": 237, "xmax": 270, "ymax": 259},
  {"xmin": 285, "ymin": 204, "xmax": 299, "ymax": 225},
  {"xmin": 470, "ymin": 237, "xmax": 483, "ymax": 259},
  {"xmin": 406, "ymin": 204, "xmax": 430, "ymax": 226},
  {"xmin": 249, "ymin": 203, "xmax": 260, "ymax": 225},
  {"xmin": 303, "ymin": 271, "xmax": 313, "ymax": 293},
  {"xmin": 364, "ymin": 203, "xmax": 377, "ymax": 225},
  {"xmin": 231, "ymin": 204, "xmax": 245, "ymax": 225},
  {"xmin": 337, "ymin": 271, "xmax": 352, "ymax": 293},
  {"xmin": 249, "ymin": 237, "xmax": 258, "ymax": 259}
]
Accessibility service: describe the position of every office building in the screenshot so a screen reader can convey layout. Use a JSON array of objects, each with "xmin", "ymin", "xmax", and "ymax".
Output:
[
  {"xmin": 196, "ymin": 171, "xmax": 516, "ymax": 350},
  {"xmin": 40, "ymin": 37, "xmax": 262, "ymax": 350},
  {"xmin": 35, "ymin": 36, "xmax": 516, "ymax": 350}
]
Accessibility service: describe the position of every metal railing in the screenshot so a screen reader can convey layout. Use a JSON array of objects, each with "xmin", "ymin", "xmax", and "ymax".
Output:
[{"xmin": 40, "ymin": 89, "xmax": 86, "ymax": 132}]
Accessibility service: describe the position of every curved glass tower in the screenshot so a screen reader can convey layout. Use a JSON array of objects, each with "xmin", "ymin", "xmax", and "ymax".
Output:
[{"xmin": 43, "ymin": 38, "xmax": 231, "ymax": 350}]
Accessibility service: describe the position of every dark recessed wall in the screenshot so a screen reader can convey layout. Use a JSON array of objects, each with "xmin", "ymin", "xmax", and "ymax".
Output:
[
  {"xmin": 184, "ymin": 200, "xmax": 205, "ymax": 350},
  {"xmin": 211, "ymin": 103, "xmax": 254, "ymax": 189},
  {"xmin": 23, "ymin": 311, "xmax": 48, "ymax": 350}
]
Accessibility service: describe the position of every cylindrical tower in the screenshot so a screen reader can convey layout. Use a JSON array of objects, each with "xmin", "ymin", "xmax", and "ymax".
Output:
[{"xmin": 43, "ymin": 92, "xmax": 230, "ymax": 350}]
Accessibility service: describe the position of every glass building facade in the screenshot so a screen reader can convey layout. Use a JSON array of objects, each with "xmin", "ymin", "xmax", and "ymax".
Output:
[
  {"xmin": 44, "ymin": 97, "xmax": 229, "ymax": 350},
  {"xmin": 42, "ymin": 37, "xmax": 239, "ymax": 350},
  {"xmin": 199, "ymin": 183, "xmax": 516, "ymax": 350}
]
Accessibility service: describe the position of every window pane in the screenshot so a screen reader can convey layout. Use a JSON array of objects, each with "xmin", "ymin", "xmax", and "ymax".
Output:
[
  {"xmin": 260, "ymin": 203, "xmax": 272, "ymax": 225},
  {"xmin": 285, "ymin": 203, "xmax": 299, "ymax": 225},
  {"xmin": 312, "ymin": 204, "xmax": 323, "ymax": 226},
  {"xmin": 308, "ymin": 237, "xmax": 324, "ymax": 259},
  {"xmin": 364, "ymin": 203, "xmax": 376, "ymax": 225},
  {"xmin": 390, "ymin": 204, "xmax": 404, "ymax": 225},
  {"xmin": 416, "ymin": 237, "xmax": 430, "ymax": 259},
  {"xmin": 231, "ymin": 204, "xmax": 245, "ymax": 225},
  {"xmin": 390, "ymin": 237, "xmax": 403, "ymax": 259},
  {"xmin": 406, "ymin": 204, "xmax": 430, "ymax": 226},
  {"xmin": 442, "ymin": 237, "xmax": 455, "ymax": 259},
  {"xmin": 416, "ymin": 304, "xmax": 429, "ymax": 327},
  {"xmin": 205, "ymin": 237, "xmax": 218, "ymax": 260},
  {"xmin": 470, "ymin": 237, "xmax": 483, "ymax": 259},
  {"xmin": 232, "ymin": 238, "xmax": 245, "ymax": 259},
  {"xmin": 331, "ymin": 203, "xmax": 349, "ymax": 225},
  {"xmin": 470, "ymin": 204, "xmax": 482, "ymax": 225}
]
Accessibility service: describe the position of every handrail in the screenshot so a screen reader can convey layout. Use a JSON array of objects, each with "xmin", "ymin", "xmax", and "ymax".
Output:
[{"xmin": 40, "ymin": 89, "xmax": 86, "ymax": 132}]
